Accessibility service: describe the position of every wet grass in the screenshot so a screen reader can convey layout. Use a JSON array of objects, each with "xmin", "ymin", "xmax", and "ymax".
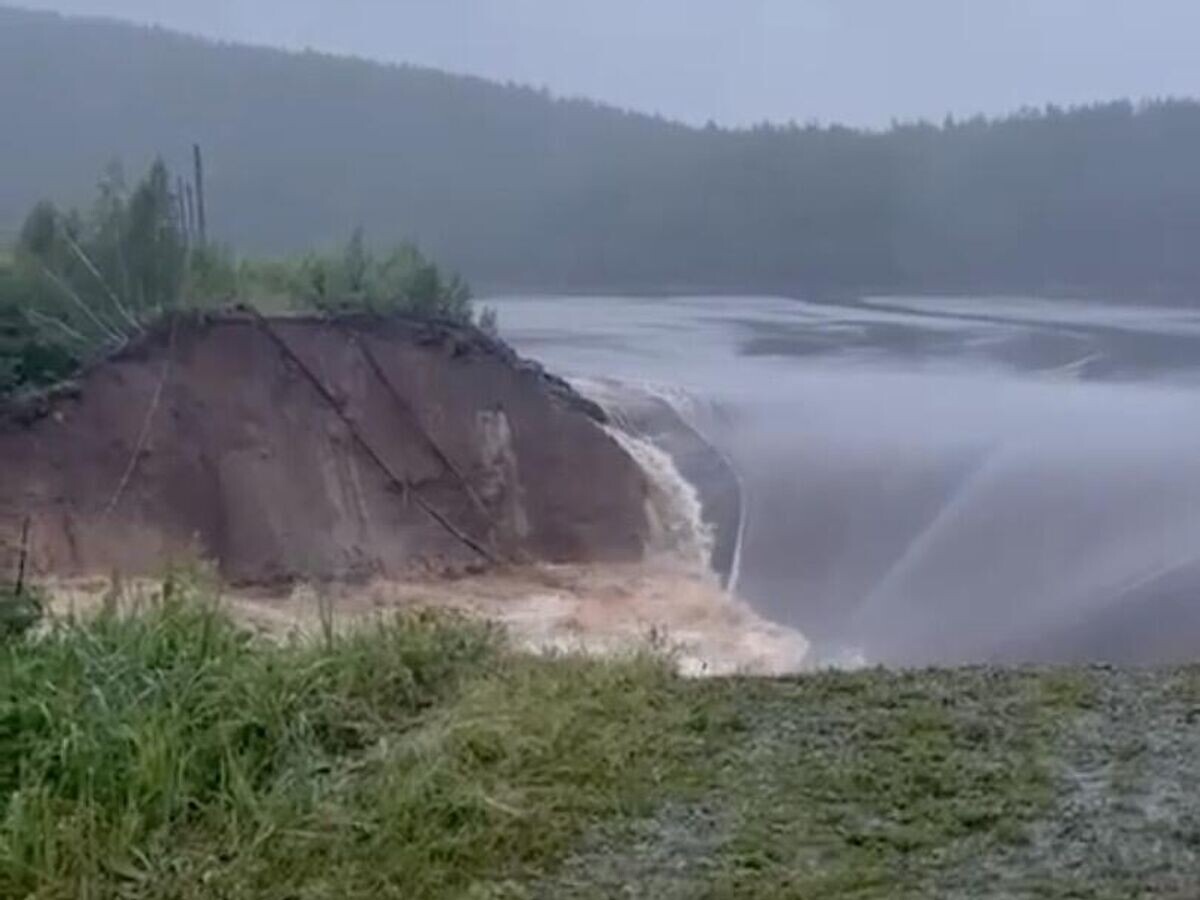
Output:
[
  {"xmin": 3, "ymin": 576, "xmax": 1198, "ymax": 897},
  {"xmin": 696, "ymin": 672, "xmax": 1059, "ymax": 898},
  {"xmin": 0, "ymin": 574, "xmax": 716, "ymax": 899}
]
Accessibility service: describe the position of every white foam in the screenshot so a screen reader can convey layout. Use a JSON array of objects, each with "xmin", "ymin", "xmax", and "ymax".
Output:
[
  {"xmin": 635, "ymin": 382, "xmax": 750, "ymax": 595},
  {"xmin": 570, "ymin": 376, "xmax": 716, "ymax": 573},
  {"xmin": 603, "ymin": 424, "xmax": 715, "ymax": 573},
  {"xmin": 550, "ymin": 377, "xmax": 812, "ymax": 674}
]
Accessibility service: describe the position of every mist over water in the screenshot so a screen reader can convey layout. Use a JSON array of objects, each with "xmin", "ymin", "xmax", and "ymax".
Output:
[{"xmin": 492, "ymin": 294, "xmax": 1200, "ymax": 666}]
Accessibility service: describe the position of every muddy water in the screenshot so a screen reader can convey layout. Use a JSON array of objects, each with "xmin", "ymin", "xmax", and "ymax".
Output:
[
  {"xmin": 489, "ymin": 294, "xmax": 1200, "ymax": 666},
  {"xmin": 47, "ymin": 564, "xmax": 811, "ymax": 678}
]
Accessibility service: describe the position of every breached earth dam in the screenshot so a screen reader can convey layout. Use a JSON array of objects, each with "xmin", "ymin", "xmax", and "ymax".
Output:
[
  {"xmin": 492, "ymin": 293, "xmax": 1200, "ymax": 667},
  {"xmin": 0, "ymin": 311, "xmax": 809, "ymax": 675}
]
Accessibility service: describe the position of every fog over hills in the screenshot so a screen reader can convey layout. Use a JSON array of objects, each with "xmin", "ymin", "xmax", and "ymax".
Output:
[
  {"xmin": 14, "ymin": 0, "xmax": 1200, "ymax": 129},
  {"xmin": 4, "ymin": 5, "xmax": 1200, "ymax": 296}
]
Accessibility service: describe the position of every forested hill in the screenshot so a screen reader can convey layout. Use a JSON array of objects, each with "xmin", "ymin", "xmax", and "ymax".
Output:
[{"xmin": 4, "ymin": 5, "xmax": 1200, "ymax": 297}]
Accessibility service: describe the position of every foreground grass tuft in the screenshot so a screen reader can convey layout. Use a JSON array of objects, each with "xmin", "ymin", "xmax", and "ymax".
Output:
[
  {"xmin": 0, "ymin": 575, "xmax": 711, "ymax": 899},
  {"xmin": 0, "ymin": 585, "xmax": 41, "ymax": 641},
  {"xmin": 5, "ymin": 577, "xmax": 1196, "ymax": 897}
]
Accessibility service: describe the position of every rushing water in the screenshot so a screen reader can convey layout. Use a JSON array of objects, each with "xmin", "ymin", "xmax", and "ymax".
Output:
[{"xmin": 489, "ymin": 294, "xmax": 1200, "ymax": 666}]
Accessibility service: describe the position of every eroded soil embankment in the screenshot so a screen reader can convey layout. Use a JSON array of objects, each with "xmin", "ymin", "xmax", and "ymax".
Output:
[{"xmin": 0, "ymin": 312, "xmax": 653, "ymax": 583}]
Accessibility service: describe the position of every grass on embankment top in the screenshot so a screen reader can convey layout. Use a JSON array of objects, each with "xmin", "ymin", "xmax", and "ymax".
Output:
[{"xmin": 3, "ymin": 575, "xmax": 1199, "ymax": 898}]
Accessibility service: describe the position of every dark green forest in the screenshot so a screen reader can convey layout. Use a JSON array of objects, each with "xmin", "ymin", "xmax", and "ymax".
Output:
[{"xmin": 3, "ymin": 5, "xmax": 1200, "ymax": 297}]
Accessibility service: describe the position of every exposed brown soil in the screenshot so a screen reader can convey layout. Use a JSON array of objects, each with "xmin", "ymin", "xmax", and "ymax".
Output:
[{"xmin": 0, "ymin": 312, "xmax": 653, "ymax": 584}]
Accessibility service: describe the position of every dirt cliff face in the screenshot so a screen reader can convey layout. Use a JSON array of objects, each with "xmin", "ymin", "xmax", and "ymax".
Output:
[{"xmin": 0, "ymin": 313, "xmax": 652, "ymax": 583}]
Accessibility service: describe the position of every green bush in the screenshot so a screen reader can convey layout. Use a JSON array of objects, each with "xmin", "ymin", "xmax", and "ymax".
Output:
[
  {"xmin": 0, "ymin": 160, "xmax": 193, "ymax": 394},
  {"xmin": 0, "ymin": 163, "xmax": 477, "ymax": 398},
  {"xmin": 279, "ymin": 228, "xmax": 473, "ymax": 322},
  {"xmin": 0, "ymin": 264, "xmax": 78, "ymax": 395},
  {"xmin": 0, "ymin": 585, "xmax": 42, "ymax": 641}
]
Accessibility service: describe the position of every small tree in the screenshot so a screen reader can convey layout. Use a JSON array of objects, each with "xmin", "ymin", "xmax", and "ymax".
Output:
[
  {"xmin": 342, "ymin": 226, "xmax": 369, "ymax": 298},
  {"xmin": 122, "ymin": 159, "xmax": 187, "ymax": 316},
  {"xmin": 2, "ymin": 158, "xmax": 197, "ymax": 392},
  {"xmin": 478, "ymin": 306, "xmax": 500, "ymax": 338},
  {"xmin": 284, "ymin": 230, "xmax": 474, "ymax": 323}
]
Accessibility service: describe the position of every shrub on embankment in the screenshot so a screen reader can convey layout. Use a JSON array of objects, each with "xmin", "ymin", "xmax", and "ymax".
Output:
[{"xmin": 0, "ymin": 159, "xmax": 476, "ymax": 397}]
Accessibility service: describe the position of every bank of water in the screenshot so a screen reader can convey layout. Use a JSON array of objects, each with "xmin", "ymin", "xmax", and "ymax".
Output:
[{"xmin": 492, "ymin": 293, "xmax": 1200, "ymax": 666}]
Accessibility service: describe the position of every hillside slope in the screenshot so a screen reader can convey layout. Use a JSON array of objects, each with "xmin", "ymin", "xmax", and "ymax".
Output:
[{"xmin": 4, "ymin": 6, "xmax": 1200, "ymax": 294}]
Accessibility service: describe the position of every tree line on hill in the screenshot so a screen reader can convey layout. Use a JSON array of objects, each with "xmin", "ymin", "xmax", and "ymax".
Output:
[{"xmin": 2, "ymin": 6, "xmax": 1200, "ymax": 297}]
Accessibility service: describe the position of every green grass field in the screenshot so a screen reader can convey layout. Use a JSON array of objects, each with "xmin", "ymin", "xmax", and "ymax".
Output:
[{"xmin": 3, "ymin": 575, "xmax": 1198, "ymax": 898}]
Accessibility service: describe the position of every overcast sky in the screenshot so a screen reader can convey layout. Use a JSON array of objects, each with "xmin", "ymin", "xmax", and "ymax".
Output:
[{"xmin": 12, "ymin": 1, "xmax": 1200, "ymax": 127}]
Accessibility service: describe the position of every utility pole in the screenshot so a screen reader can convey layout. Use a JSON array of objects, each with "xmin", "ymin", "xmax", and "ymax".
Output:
[{"xmin": 193, "ymin": 143, "xmax": 208, "ymax": 245}]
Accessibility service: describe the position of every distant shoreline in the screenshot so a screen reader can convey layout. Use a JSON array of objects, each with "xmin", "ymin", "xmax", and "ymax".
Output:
[{"xmin": 476, "ymin": 283, "xmax": 1200, "ymax": 308}]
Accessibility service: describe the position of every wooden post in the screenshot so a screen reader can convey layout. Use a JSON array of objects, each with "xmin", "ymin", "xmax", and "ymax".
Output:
[
  {"xmin": 14, "ymin": 516, "xmax": 29, "ymax": 597},
  {"xmin": 193, "ymin": 143, "xmax": 208, "ymax": 245}
]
